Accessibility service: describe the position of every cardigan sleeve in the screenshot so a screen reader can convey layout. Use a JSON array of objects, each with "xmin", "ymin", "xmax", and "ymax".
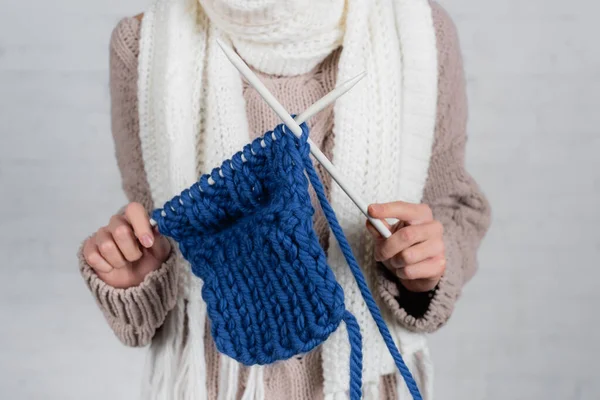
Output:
[
  {"xmin": 77, "ymin": 17, "xmax": 180, "ymax": 347},
  {"xmin": 376, "ymin": 2, "xmax": 491, "ymax": 333}
]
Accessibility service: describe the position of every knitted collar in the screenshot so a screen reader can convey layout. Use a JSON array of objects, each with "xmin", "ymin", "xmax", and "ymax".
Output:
[
  {"xmin": 137, "ymin": 0, "xmax": 439, "ymax": 398},
  {"xmin": 199, "ymin": 0, "xmax": 346, "ymax": 75}
]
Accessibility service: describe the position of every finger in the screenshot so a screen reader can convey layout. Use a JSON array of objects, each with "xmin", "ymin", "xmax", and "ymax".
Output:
[
  {"xmin": 396, "ymin": 238, "xmax": 445, "ymax": 266},
  {"xmin": 124, "ymin": 202, "xmax": 154, "ymax": 248},
  {"xmin": 365, "ymin": 219, "xmax": 392, "ymax": 240},
  {"xmin": 95, "ymin": 228, "xmax": 130, "ymax": 269},
  {"xmin": 108, "ymin": 215, "xmax": 143, "ymax": 262},
  {"xmin": 83, "ymin": 237, "xmax": 114, "ymax": 273},
  {"xmin": 374, "ymin": 221, "xmax": 443, "ymax": 263},
  {"xmin": 147, "ymin": 234, "xmax": 171, "ymax": 262},
  {"xmin": 368, "ymin": 201, "xmax": 433, "ymax": 224},
  {"xmin": 396, "ymin": 255, "xmax": 446, "ymax": 281},
  {"xmin": 399, "ymin": 277, "xmax": 441, "ymax": 293}
]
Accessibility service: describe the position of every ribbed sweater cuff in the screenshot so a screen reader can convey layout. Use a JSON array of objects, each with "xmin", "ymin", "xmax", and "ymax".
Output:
[
  {"xmin": 78, "ymin": 239, "xmax": 180, "ymax": 347},
  {"xmin": 376, "ymin": 257, "xmax": 462, "ymax": 333}
]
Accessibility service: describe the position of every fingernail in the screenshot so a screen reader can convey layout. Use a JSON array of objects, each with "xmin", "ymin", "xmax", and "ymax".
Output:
[
  {"xmin": 368, "ymin": 204, "xmax": 380, "ymax": 216},
  {"xmin": 395, "ymin": 268, "xmax": 406, "ymax": 280},
  {"xmin": 141, "ymin": 234, "xmax": 154, "ymax": 248}
]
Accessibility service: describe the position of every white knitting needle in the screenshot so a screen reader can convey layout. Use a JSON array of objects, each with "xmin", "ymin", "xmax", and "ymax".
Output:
[
  {"xmin": 148, "ymin": 67, "xmax": 369, "ymax": 229},
  {"xmin": 294, "ymin": 71, "xmax": 366, "ymax": 124},
  {"xmin": 217, "ymin": 39, "xmax": 392, "ymax": 238}
]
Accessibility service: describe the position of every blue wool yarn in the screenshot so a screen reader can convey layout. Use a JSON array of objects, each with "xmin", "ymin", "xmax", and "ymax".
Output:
[{"xmin": 153, "ymin": 123, "xmax": 422, "ymax": 400}]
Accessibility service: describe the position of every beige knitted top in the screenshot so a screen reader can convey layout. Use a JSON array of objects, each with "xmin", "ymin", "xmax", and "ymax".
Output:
[{"xmin": 78, "ymin": 3, "xmax": 491, "ymax": 398}]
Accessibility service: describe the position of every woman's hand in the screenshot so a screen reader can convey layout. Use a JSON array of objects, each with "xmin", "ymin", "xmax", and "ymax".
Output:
[
  {"xmin": 83, "ymin": 202, "xmax": 171, "ymax": 289},
  {"xmin": 367, "ymin": 201, "xmax": 445, "ymax": 293}
]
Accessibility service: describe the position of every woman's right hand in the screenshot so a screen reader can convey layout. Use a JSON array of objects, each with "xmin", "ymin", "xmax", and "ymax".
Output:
[{"xmin": 83, "ymin": 202, "xmax": 171, "ymax": 289}]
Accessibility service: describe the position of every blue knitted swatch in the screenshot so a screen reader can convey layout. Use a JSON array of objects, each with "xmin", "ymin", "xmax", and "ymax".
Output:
[{"xmin": 152, "ymin": 123, "xmax": 422, "ymax": 400}]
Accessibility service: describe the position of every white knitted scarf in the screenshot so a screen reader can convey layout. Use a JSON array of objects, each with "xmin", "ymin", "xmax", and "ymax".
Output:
[{"xmin": 136, "ymin": 0, "xmax": 438, "ymax": 398}]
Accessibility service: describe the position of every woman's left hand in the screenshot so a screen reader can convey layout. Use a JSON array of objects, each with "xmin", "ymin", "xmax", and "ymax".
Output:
[{"xmin": 366, "ymin": 201, "xmax": 446, "ymax": 293}]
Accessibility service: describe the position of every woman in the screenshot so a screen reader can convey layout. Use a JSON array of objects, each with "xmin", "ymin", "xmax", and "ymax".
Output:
[{"xmin": 79, "ymin": 0, "xmax": 491, "ymax": 398}]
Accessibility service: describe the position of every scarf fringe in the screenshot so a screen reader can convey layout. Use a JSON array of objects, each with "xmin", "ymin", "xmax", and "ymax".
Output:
[
  {"xmin": 141, "ymin": 296, "xmax": 186, "ymax": 399},
  {"xmin": 395, "ymin": 347, "xmax": 434, "ymax": 399},
  {"xmin": 216, "ymin": 356, "xmax": 239, "ymax": 400},
  {"xmin": 240, "ymin": 366, "xmax": 265, "ymax": 400},
  {"xmin": 324, "ymin": 393, "xmax": 351, "ymax": 400},
  {"xmin": 364, "ymin": 382, "xmax": 380, "ymax": 400},
  {"xmin": 174, "ymin": 277, "xmax": 209, "ymax": 399}
]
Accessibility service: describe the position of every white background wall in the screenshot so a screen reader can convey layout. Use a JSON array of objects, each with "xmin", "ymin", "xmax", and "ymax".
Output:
[{"xmin": 0, "ymin": 0, "xmax": 598, "ymax": 399}]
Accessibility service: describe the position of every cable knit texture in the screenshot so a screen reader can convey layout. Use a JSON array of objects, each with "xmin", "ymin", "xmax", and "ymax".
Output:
[{"xmin": 78, "ymin": 2, "xmax": 491, "ymax": 398}]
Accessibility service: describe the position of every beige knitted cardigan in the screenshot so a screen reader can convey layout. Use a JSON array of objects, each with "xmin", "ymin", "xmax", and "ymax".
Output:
[{"xmin": 78, "ymin": 2, "xmax": 491, "ymax": 398}]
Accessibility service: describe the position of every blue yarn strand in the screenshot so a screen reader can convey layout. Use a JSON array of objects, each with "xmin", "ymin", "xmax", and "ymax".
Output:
[
  {"xmin": 343, "ymin": 311, "xmax": 363, "ymax": 400},
  {"xmin": 296, "ymin": 128, "xmax": 423, "ymax": 400}
]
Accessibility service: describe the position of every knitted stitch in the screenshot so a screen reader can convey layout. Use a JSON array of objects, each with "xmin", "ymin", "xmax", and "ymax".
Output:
[{"xmin": 153, "ymin": 123, "xmax": 422, "ymax": 400}]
